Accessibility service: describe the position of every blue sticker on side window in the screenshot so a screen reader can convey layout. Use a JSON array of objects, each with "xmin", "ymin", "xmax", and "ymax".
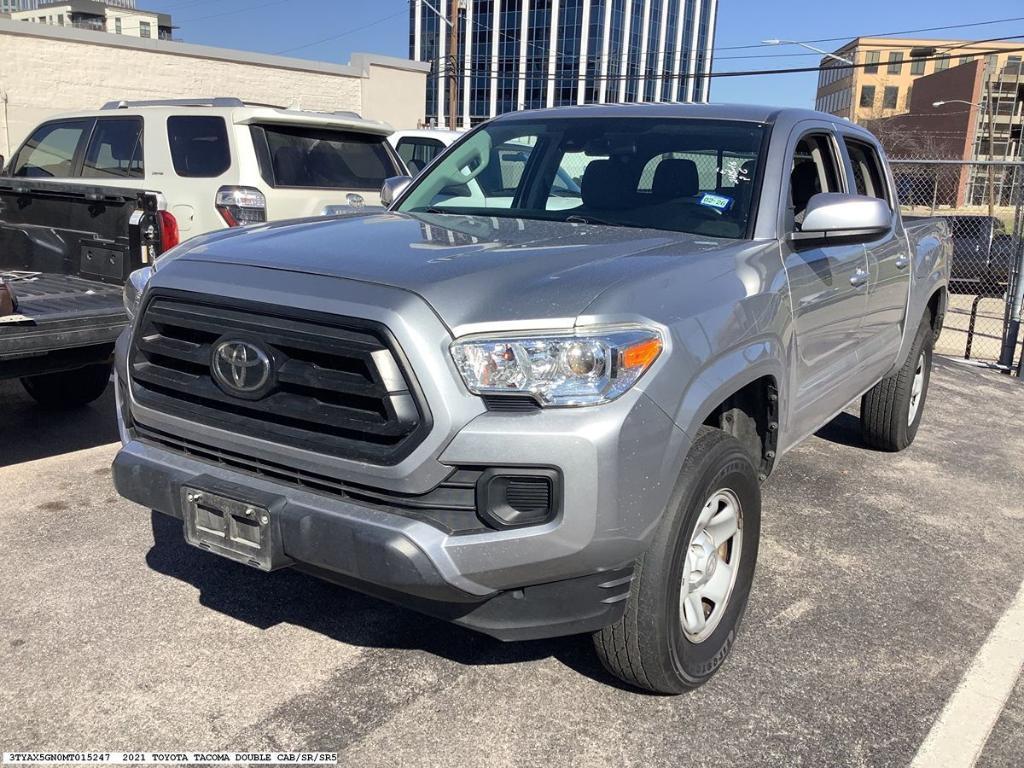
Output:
[{"xmin": 699, "ymin": 193, "xmax": 734, "ymax": 212}]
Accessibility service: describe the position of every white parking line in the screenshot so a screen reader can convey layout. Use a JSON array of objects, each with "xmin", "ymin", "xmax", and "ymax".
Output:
[{"xmin": 910, "ymin": 578, "xmax": 1024, "ymax": 768}]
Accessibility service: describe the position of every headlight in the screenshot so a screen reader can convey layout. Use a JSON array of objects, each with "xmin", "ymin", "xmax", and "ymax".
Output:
[
  {"xmin": 123, "ymin": 266, "xmax": 152, "ymax": 321},
  {"xmin": 451, "ymin": 327, "xmax": 663, "ymax": 407}
]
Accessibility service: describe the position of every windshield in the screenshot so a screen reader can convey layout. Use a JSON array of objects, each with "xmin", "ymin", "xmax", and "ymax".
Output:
[{"xmin": 397, "ymin": 117, "xmax": 766, "ymax": 239}]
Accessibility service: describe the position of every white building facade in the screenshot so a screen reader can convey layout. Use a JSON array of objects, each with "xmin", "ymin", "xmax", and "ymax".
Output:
[
  {"xmin": 1, "ymin": 0, "xmax": 39, "ymax": 12},
  {"xmin": 410, "ymin": 0, "xmax": 718, "ymax": 128},
  {"xmin": 10, "ymin": 0, "xmax": 170, "ymax": 39}
]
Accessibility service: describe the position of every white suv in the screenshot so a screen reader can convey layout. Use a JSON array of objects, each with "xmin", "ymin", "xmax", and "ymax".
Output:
[
  {"xmin": 388, "ymin": 128, "xmax": 461, "ymax": 175},
  {"xmin": 4, "ymin": 98, "xmax": 406, "ymax": 239}
]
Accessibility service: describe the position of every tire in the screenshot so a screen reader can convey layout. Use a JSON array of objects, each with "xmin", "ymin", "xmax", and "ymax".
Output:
[
  {"xmin": 593, "ymin": 427, "xmax": 761, "ymax": 694},
  {"xmin": 860, "ymin": 315, "xmax": 933, "ymax": 452},
  {"xmin": 21, "ymin": 362, "xmax": 112, "ymax": 409}
]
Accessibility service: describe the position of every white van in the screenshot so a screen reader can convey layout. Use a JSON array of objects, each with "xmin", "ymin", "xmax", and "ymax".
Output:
[{"xmin": 4, "ymin": 98, "xmax": 407, "ymax": 239}]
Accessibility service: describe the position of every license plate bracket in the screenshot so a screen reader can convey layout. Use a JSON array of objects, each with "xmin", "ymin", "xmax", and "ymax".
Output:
[{"xmin": 181, "ymin": 486, "xmax": 290, "ymax": 571}]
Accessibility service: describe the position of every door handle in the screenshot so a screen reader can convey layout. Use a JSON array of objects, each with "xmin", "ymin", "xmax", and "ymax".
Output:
[
  {"xmin": 895, "ymin": 255, "xmax": 910, "ymax": 269},
  {"xmin": 849, "ymin": 269, "xmax": 868, "ymax": 288}
]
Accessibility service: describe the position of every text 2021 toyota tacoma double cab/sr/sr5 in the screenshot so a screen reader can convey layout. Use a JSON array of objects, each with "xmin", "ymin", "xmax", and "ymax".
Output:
[{"xmin": 112, "ymin": 105, "xmax": 950, "ymax": 693}]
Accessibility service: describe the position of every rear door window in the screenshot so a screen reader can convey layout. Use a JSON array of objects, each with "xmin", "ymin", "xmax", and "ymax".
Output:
[
  {"xmin": 168, "ymin": 116, "xmax": 230, "ymax": 178},
  {"xmin": 12, "ymin": 119, "xmax": 92, "ymax": 178},
  {"xmin": 844, "ymin": 138, "xmax": 890, "ymax": 204},
  {"xmin": 252, "ymin": 124, "xmax": 400, "ymax": 189},
  {"xmin": 82, "ymin": 117, "xmax": 144, "ymax": 179},
  {"xmin": 396, "ymin": 137, "xmax": 444, "ymax": 174}
]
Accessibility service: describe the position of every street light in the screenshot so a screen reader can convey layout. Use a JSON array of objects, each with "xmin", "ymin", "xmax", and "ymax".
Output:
[{"xmin": 761, "ymin": 39, "xmax": 854, "ymax": 66}]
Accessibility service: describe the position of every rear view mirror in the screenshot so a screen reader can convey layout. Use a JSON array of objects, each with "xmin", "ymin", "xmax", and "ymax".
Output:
[
  {"xmin": 793, "ymin": 193, "xmax": 892, "ymax": 244},
  {"xmin": 380, "ymin": 175, "xmax": 413, "ymax": 208}
]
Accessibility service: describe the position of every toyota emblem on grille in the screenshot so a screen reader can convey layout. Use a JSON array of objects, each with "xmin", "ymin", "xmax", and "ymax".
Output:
[{"xmin": 211, "ymin": 339, "xmax": 272, "ymax": 396}]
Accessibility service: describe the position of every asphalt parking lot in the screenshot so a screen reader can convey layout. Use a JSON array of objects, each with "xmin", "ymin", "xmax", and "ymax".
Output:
[{"xmin": 1, "ymin": 357, "xmax": 1022, "ymax": 767}]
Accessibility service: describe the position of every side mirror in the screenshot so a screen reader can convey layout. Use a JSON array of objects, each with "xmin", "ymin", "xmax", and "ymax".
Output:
[
  {"xmin": 380, "ymin": 175, "xmax": 413, "ymax": 208},
  {"xmin": 0, "ymin": 155, "xmax": 5, "ymax": 175},
  {"xmin": 793, "ymin": 193, "xmax": 892, "ymax": 244}
]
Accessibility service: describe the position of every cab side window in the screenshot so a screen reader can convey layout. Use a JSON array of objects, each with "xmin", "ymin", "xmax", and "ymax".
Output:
[
  {"xmin": 396, "ymin": 137, "xmax": 444, "ymax": 175},
  {"xmin": 12, "ymin": 119, "xmax": 92, "ymax": 178},
  {"xmin": 844, "ymin": 139, "xmax": 890, "ymax": 204},
  {"xmin": 788, "ymin": 134, "xmax": 841, "ymax": 229}
]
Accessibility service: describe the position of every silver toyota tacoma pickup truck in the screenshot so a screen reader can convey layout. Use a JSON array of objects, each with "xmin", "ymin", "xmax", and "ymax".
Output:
[{"xmin": 112, "ymin": 104, "xmax": 949, "ymax": 693}]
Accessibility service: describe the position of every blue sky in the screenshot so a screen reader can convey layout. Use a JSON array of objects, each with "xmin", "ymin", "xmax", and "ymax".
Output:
[{"xmin": 163, "ymin": 0, "xmax": 1024, "ymax": 108}]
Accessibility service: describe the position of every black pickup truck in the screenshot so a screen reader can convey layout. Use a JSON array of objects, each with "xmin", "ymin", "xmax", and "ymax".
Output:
[
  {"xmin": 938, "ymin": 215, "xmax": 1020, "ymax": 293},
  {"xmin": 0, "ymin": 178, "xmax": 174, "ymax": 407}
]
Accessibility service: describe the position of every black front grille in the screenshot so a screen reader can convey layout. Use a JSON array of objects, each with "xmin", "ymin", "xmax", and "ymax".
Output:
[{"xmin": 129, "ymin": 291, "xmax": 431, "ymax": 465}]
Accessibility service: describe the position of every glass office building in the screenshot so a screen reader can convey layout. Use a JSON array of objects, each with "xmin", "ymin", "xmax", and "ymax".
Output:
[{"xmin": 410, "ymin": 0, "xmax": 718, "ymax": 127}]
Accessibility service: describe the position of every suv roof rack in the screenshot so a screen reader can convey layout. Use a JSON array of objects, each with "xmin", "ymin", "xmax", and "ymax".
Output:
[{"xmin": 99, "ymin": 97, "xmax": 288, "ymax": 110}]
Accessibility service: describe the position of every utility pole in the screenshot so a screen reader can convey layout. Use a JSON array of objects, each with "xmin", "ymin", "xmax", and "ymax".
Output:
[
  {"xmin": 448, "ymin": 0, "xmax": 460, "ymax": 131},
  {"xmin": 985, "ymin": 71, "xmax": 996, "ymax": 219}
]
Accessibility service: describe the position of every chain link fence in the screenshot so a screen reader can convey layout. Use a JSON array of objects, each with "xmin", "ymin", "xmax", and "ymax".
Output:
[{"xmin": 892, "ymin": 160, "xmax": 1024, "ymax": 371}]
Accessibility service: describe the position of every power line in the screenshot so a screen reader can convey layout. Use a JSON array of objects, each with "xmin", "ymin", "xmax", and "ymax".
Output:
[
  {"xmin": 718, "ymin": 36, "xmax": 1024, "ymax": 61},
  {"xmin": 275, "ymin": 2, "xmax": 411, "ymax": 55},
  {"xmin": 429, "ymin": 43, "xmax": 1024, "ymax": 81},
  {"xmin": 177, "ymin": 0, "xmax": 292, "ymax": 24},
  {"xmin": 423, "ymin": 30, "xmax": 1024, "ymax": 75},
  {"xmin": 713, "ymin": 15, "xmax": 1024, "ymax": 53}
]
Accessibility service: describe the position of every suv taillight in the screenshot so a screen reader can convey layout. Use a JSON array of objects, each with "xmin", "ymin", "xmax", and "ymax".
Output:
[
  {"xmin": 158, "ymin": 210, "xmax": 179, "ymax": 252},
  {"xmin": 216, "ymin": 186, "xmax": 267, "ymax": 227}
]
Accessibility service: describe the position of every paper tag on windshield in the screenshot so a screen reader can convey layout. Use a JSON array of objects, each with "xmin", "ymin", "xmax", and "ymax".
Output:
[{"xmin": 699, "ymin": 193, "xmax": 734, "ymax": 212}]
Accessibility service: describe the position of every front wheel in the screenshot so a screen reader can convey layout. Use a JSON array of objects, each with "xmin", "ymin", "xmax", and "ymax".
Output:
[
  {"xmin": 21, "ymin": 362, "xmax": 112, "ymax": 409},
  {"xmin": 860, "ymin": 315, "xmax": 933, "ymax": 452},
  {"xmin": 593, "ymin": 427, "xmax": 761, "ymax": 694}
]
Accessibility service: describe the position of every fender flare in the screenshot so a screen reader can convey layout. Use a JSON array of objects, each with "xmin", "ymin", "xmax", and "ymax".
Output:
[{"xmin": 670, "ymin": 336, "xmax": 788, "ymax": 440}]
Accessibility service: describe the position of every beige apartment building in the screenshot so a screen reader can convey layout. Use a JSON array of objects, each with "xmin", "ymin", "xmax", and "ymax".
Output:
[{"xmin": 814, "ymin": 37, "xmax": 1024, "ymax": 123}]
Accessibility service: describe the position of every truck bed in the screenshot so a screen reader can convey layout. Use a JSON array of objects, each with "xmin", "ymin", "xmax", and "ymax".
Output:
[
  {"xmin": 0, "ymin": 178, "xmax": 164, "ymax": 379},
  {"xmin": 7, "ymin": 273, "xmax": 124, "ymax": 320},
  {"xmin": 1, "ymin": 272, "xmax": 125, "ymax": 364}
]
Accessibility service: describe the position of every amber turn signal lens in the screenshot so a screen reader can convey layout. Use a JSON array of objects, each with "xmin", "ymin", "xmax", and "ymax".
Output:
[{"xmin": 622, "ymin": 337, "xmax": 663, "ymax": 369}]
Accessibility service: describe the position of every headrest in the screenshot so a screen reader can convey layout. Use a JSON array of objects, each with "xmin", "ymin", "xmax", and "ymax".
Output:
[
  {"xmin": 272, "ymin": 145, "xmax": 306, "ymax": 184},
  {"xmin": 651, "ymin": 158, "xmax": 699, "ymax": 199},
  {"xmin": 107, "ymin": 136, "xmax": 136, "ymax": 162},
  {"xmin": 581, "ymin": 160, "xmax": 632, "ymax": 209},
  {"xmin": 790, "ymin": 161, "xmax": 820, "ymax": 202}
]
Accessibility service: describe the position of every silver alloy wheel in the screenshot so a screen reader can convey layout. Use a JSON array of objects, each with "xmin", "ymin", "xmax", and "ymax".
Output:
[
  {"xmin": 908, "ymin": 351, "xmax": 926, "ymax": 426},
  {"xmin": 680, "ymin": 488, "xmax": 743, "ymax": 643}
]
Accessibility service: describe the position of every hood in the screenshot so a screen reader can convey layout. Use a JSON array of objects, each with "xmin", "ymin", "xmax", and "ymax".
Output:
[{"xmin": 170, "ymin": 211, "xmax": 742, "ymax": 331}]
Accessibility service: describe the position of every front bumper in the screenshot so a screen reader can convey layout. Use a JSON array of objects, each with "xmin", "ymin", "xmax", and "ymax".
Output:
[{"xmin": 114, "ymin": 438, "xmax": 637, "ymax": 640}]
